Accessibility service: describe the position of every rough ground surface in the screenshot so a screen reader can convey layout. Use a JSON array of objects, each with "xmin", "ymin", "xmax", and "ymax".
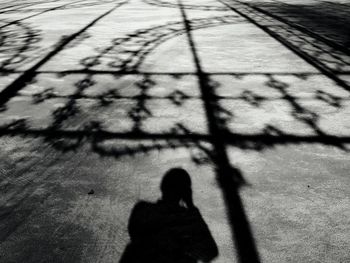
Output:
[{"xmin": 0, "ymin": 0, "xmax": 349, "ymax": 262}]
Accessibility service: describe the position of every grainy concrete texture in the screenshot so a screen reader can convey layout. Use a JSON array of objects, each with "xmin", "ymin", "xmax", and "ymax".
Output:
[{"xmin": 0, "ymin": 0, "xmax": 349, "ymax": 262}]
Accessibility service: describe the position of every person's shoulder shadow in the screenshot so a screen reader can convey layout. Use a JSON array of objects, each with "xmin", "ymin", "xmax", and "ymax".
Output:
[{"xmin": 119, "ymin": 168, "xmax": 218, "ymax": 263}]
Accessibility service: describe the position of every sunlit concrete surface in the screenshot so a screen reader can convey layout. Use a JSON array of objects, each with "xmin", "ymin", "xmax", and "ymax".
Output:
[{"xmin": 0, "ymin": 0, "xmax": 350, "ymax": 262}]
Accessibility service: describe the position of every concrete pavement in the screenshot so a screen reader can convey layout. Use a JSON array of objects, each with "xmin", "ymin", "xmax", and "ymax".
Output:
[{"xmin": 0, "ymin": 0, "xmax": 349, "ymax": 262}]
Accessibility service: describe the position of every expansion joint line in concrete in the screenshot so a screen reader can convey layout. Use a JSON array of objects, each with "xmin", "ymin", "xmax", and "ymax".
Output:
[
  {"xmin": 0, "ymin": 0, "xmax": 128, "ymax": 107},
  {"xmin": 218, "ymin": 0, "xmax": 350, "ymax": 93},
  {"xmin": 178, "ymin": 0, "xmax": 261, "ymax": 262}
]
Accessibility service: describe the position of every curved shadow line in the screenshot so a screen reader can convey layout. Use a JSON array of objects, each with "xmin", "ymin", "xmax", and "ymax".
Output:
[
  {"xmin": 81, "ymin": 15, "xmax": 244, "ymax": 72},
  {"xmin": 1, "ymin": 0, "xmax": 124, "ymax": 14},
  {"xmin": 0, "ymin": 21, "xmax": 41, "ymax": 70},
  {"xmin": 143, "ymin": 0, "xmax": 230, "ymax": 11},
  {"xmin": 0, "ymin": 0, "xmax": 62, "ymax": 14}
]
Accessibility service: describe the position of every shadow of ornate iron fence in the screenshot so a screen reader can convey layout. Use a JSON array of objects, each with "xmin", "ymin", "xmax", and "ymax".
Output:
[{"xmin": 0, "ymin": 1, "xmax": 349, "ymax": 262}]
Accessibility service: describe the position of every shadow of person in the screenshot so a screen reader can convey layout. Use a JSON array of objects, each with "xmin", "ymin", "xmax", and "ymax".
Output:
[{"xmin": 120, "ymin": 168, "xmax": 218, "ymax": 263}]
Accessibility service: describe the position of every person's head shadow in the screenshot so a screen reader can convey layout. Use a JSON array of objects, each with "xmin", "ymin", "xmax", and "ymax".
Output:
[{"xmin": 120, "ymin": 168, "xmax": 218, "ymax": 263}]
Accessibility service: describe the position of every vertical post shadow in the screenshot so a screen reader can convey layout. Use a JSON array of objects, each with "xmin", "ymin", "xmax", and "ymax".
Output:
[{"xmin": 177, "ymin": 0, "xmax": 261, "ymax": 262}]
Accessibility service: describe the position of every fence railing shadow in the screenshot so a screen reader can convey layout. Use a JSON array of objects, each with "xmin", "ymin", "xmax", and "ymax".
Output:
[{"xmin": 0, "ymin": 1, "xmax": 349, "ymax": 263}]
